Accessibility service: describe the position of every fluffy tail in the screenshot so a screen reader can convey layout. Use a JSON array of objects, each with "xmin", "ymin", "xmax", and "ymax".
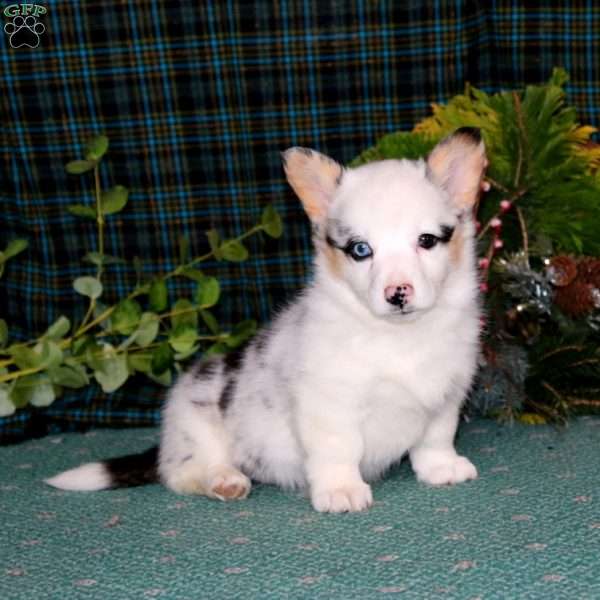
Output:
[{"xmin": 44, "ymin": 446, "xmax": 159, "ymax": 491}]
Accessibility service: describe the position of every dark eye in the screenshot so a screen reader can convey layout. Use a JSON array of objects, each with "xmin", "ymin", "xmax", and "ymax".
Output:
[
  {"xmin": 347, "ymin": 241, "xmax": 373, "ymax": 261},
  {"xmin": 418, "ymin": 234, "xmax": 439, "ymax": 250}
]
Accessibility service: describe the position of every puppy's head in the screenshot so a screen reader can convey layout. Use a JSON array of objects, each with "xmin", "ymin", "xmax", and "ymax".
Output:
[{"xmin": 282, "ymin": 128, "xmax": 486, "ymax": 321}]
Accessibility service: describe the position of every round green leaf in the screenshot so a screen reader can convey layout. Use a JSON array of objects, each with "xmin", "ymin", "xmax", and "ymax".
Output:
[
  {"xmin": 0, "ymin": 319, "xmax": 8, "ymax": 348},
  {"xmin": 206, "ymin": 229, "xmax": 223, "ymax": 260},
  {"xmin": 85, "ymin": 135, "xmax": 109, "ymax": 161},
  {"xmin": 73, "ymin": 276, "xmax": 103, "ymax": 299},
  {"xmin": 168, "ymin": 324, "xmax": 199, "ymax": 354},
  {"xmin": 170, "ymin": 299, "xmax": 198, "ymax": 329},
  {"xmin": 180, "ymin": 268, "xmax": 205, "ymax": 282},
  {"xmin": 173, "ymin": 345, "xmax": 200, "ymax": 361},
  {"xmin": 151, "ymin": 342, "xmax": 174, "ymax": 375},
  {"xmin": 72, "ymin": 335, "xmax": 94, "ymax": 356},
  {"xmin": 195, "ymin": 277, "xmax": 220, "ymax": 308},
  {"xmin": 133, "ymin": 313, "xmax": 160, "ymax": 347},
  {"xmin": 147, "ymin": 368, "xmax": 173, "ymax": 386},
  {"xmin": 11, "ymin": 374, "xmax": 56, "ymax": 408},
  {"xmin": 65, "ymin": 160, "xmax": 96, "ymax": 174},
  {"xmin": 83, "ymin": 252, "xmax": 126, "ymax": 266},
  {"xmin": 67, "ymin": 204, "xmax": 97, "ymax": 219},
  {"xmin": 203, "ymin": 341, "xmax": 229, "ymax": 357},
  {"xmin": 36, "ymin": 340, "xmax": 64, "ymax": 369},
  {"xmin": 110, "ymin": 299, "xmax": 142, "ymax": 335},
  {"xmin": 225, "ymin": 319, "xmax": 257, "ymax": 348},
  {"xmin": 44, "ymin": 316, "xmax": 71, "ymax": 340},
  {"xmin": 200, "ymin": 310, "xmax": 219, "ymax": 335},
  {"xmin": 48, "ymin": 364, "xmax": 89, "ymax": 389},
  {"xmin": 8, "ymin": 345, "xmax": 40, "ymax": 369},
  {"xmin": 219, "ymin": 239, "xmax": 249, "ymax": 262},
  {"xmin": 8, "ymin": 340, "xmax": 62, "ymax": 370},
  {"xmin": 29, "ymin": 382, "xmax": 56, "ymax": 407},
  {"xmin": 3, "ymin": 238, "xmax": 28, "ymax": 259},
  {"xmin": 83, "ymin": 341, "xmax": 106, "ymax": 371},
  {"xmin": 93, "ymin": 301, "xmax": 111, "ymax": 330},
  {"xmin": 94, "ymin": 353, "xmax": 129, "ymax": 393},
  {"xmin": 149, "ymin": 279, "xmax": 168, "ymax": 312},
  {"xmin": 0, "ymin": 386, "xmax": 15, "ymax": 417},
  {"xmin": 261, "ymin": 205, "xmax": 283, "ymax": 238},
  {"xmin": 101, "ymin": 185, "xmax": 129, "ymax": 215},
  {"xmin": 128, "ymin": 352, "xmax": 152, "ymax": 374}
]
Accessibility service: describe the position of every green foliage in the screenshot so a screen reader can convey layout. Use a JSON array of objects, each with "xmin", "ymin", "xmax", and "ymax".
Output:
[
  {"xmin": 524, "ymin": 337, "xmax": 600, "ymax": 422},
  {"xmin": 195, "ymin": 277, "xmax": 220, "ymax": 308},
  {"xmin": 354, "ymin": 69, "xmax": 600, "ymax": 422},
  {"xmin": 73, "ymin": 276, "xmax": 103, "ymax": 299},
  {"xmin": 65, "ymin": 160, "xmax": 96, "ymax": 174},
  {"xmin": 0, "ymin": 134, "xmax": 283, "ymax": 414},
  {"xmin": 44, "ymin": 316, "xmax": 71, "ymax": 340},
  {"xmin": 101, "ymin": 185, "xmax": 129, "ymax": 215},
  {"xmin": 0, "ymin": 239, "xmax": 28, "ymax": 279},
  {"xmin": 220, "ymin": 239, "xmax": 249, "ymax": 262},
  {"xmin": 351, "ymin": 131, "xmax": 438, "ymax": 167},
  {"xmin": 85, "ymin": 135, "xmax": 109, "ymax": 161},
  {"xmin": 0, "ymin": 320, "xmax": 8, "ymax": 347},
  {"xmin": 149, "ymin": 279, "xmax": 168, "ymax": 312},
  {"xmin": 261, "ymin": 205, "xmax": 283, "ymax": 238},
  {"xmin": 67, "ymin": 204, "xmax": 96, "ymax": 219}
]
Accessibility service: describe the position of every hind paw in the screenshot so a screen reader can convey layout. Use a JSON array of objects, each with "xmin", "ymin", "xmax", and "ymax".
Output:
[
  {"xmin": 208, "ymin": 467, "xmax": 251, "ymax": 501},
  {"xmin": 166, "ymin": 464, "xmax": 251, "ymax": 500}
]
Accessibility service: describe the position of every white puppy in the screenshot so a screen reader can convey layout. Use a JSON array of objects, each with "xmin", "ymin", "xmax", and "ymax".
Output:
[{"xmin": 46, "ymin": 128, "xmax": 485, "ymax": 512}]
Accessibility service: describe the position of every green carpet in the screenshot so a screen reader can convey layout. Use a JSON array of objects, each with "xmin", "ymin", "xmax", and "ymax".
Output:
[{"xmin": 1, "ymin": 418, "xmax": 599, "ymax": 599}]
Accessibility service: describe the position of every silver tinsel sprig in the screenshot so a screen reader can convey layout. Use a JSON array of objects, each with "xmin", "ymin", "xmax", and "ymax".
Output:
[{"xmin": 494, "ymin": 252, "xmax": 554, "ymax": 314}]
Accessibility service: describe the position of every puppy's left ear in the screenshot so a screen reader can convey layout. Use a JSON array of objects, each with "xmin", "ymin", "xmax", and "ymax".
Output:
[
  {"xmin": 426, "ymin": 127, "xmax": 487, "ymax": 210},
  {"xmin": 281, "ymin": 147, "xmax": 343, "ymax": 223}
]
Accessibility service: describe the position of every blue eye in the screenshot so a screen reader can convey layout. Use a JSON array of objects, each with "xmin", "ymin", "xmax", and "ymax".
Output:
[
  {"xmin": 418, "ymin": 234, "xmax": 439, "ymax": 250},
  {"xmin": 347, "ymin": 241, "xmax": 373, "ymax": 261}
]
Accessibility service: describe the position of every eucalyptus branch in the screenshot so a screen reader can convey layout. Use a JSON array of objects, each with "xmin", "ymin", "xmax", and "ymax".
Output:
[
  {"xmin": 0, "ymin": 135, "xmax": 282, "ymax": 416},
  {"xmin": 76, "ymin": 165, "xmax": 105, "ymax": 335}
]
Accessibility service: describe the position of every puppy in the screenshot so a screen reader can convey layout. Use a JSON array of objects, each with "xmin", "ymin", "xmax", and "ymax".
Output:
[{"xmin": 46, "ymin": 128, "xmax": 485, "ymax": 512}]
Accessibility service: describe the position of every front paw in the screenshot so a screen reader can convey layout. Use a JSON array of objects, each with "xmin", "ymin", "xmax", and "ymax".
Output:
[
  {"xmin": 415, "ymin": 455, "xmax": 478, "ymax": 486},
  {"xmin": 311, "ymin": 481, "xmax": 373, "ymax": 513}
]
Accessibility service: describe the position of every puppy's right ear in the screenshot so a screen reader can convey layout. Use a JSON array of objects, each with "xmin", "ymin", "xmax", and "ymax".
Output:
[{"xmin": 281, "ymin": 147, "xmax": 343, "ymax": 223}]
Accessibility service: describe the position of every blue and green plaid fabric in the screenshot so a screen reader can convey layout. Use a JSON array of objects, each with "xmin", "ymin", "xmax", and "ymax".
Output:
[{"xmin": 2, "ymin": 1, "xmax": 600, "ymax": 443}]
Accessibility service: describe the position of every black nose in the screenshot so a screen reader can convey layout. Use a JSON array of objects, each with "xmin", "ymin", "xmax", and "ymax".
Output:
[
  {"xmin": 385, "ymin": 284, "xmax": 414, "ymax": 308},
  {"xmin": 387, "ymin": 289, "xmax": 406, "ymax": 307}
]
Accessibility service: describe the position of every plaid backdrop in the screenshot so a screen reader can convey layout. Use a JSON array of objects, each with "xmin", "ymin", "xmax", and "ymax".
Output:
[{"xmin": 2, "ymin": 1, "xmax": 600, "ymax": 443}]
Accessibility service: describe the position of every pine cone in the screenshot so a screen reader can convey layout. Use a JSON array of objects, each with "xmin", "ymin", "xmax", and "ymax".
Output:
[
  {"xmin": 547, "ymin": 255, "xmax": 577, "ymax": 287},
  {"xmin": 577, "ymin": 257, "xmax": 600, "ymax": 288},
  {"xmin": 554, "ymin": 280, "xmax": 597, "ymax": 317}
]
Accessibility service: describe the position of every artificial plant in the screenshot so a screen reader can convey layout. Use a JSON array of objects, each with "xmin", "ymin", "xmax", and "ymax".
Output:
[
  {"xmin": 354, "ymin": 68, "xmax": 600, "ymax": 422},
  {"xmin": 0, "ymin": 136, "xmax": 282, "ymax": 416}
]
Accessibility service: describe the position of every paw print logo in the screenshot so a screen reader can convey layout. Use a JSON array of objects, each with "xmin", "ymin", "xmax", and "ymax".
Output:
[{"xmin": 4, "ymin": 15, "xmax": 45, "ymax": 48}]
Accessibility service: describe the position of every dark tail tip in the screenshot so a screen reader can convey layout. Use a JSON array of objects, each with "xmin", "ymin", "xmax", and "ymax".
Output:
[{"xmin": 105, "ymin": 446, "xmax": 159, "ymax": 488}]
